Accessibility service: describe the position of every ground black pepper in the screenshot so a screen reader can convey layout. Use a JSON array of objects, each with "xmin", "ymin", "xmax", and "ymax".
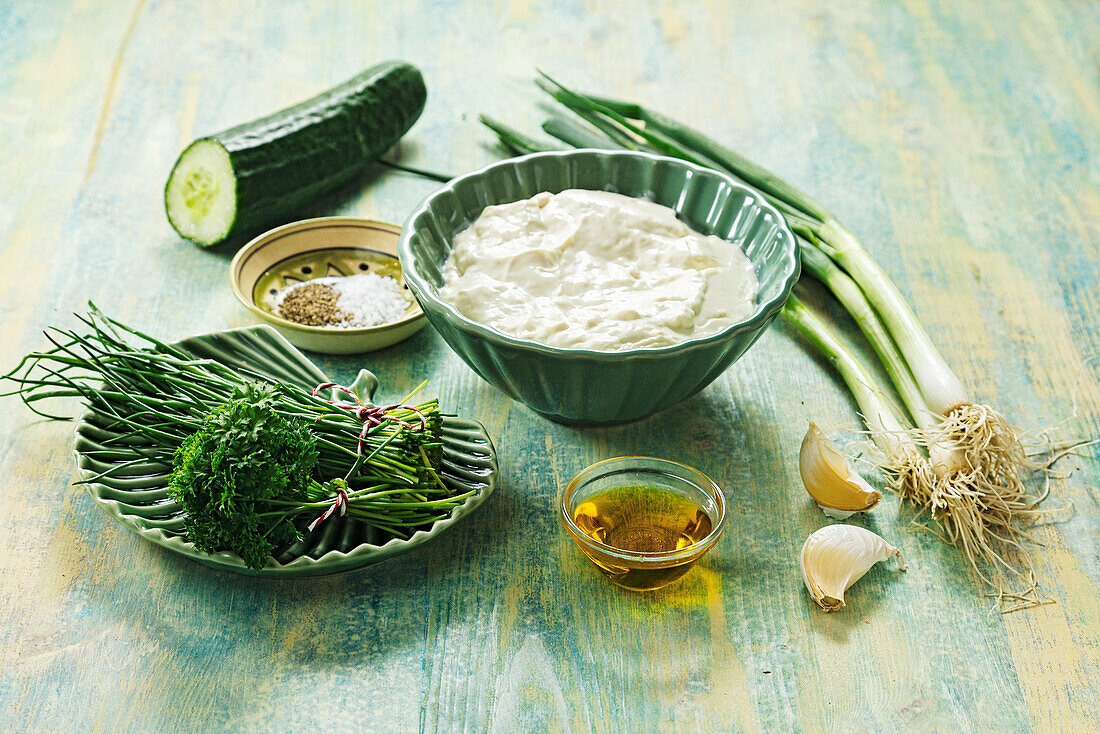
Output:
[{"xmin": 278, "ymin": 283, "xmax": 347, "ymax": 326}]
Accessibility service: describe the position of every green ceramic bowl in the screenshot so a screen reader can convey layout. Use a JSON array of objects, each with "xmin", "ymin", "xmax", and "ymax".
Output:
[{"xmin": 398, "ymin": 150, "xmax": 800, "ymax": 425}]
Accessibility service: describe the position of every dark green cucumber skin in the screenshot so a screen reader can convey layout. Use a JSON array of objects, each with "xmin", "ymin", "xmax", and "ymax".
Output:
[{"xmin": 173, "ymin": 60, "xmax": 426, "ymax": 244}]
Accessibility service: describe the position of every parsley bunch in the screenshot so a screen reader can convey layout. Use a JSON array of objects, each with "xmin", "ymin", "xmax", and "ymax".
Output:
[{"xmin": 168, "ymin": 383, "xmax": 318, "ymax": 570}]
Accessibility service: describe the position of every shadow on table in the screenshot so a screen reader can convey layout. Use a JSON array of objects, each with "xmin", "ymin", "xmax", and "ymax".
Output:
[{"xmin": 51, "ymin": 434, "xmax": 532, "ymax": 652}]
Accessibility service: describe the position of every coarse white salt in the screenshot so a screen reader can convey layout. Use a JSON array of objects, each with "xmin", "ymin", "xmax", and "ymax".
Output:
[{"xmin": 273, "ymin": 273, "xmax": 410, "ymax": 329}]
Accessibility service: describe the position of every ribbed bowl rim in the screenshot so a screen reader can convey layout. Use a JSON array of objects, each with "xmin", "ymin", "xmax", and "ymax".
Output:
[{"xmin": 398, "ymin": 149, "xmax": 800, "ymax": 361}]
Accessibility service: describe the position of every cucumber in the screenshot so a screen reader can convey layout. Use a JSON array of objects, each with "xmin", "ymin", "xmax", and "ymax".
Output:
[{"xmin": 165, "ymin": 61, "xmax": 426, "ymax": 246}]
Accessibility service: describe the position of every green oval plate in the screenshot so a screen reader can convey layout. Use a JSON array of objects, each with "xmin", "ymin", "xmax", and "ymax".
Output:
[{"xmin": 72, "ymin": 324, "xmax": 498, "ymax": 577}]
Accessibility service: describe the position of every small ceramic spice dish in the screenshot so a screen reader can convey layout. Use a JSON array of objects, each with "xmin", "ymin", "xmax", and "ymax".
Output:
[{"xmin": 230, "ymin": 217, "xmax": 426, "ymax": 354}]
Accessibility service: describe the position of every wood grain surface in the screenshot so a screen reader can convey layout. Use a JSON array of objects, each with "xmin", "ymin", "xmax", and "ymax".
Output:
[{"xmin": 1, "ymin": 1, "xmax": 1098, "ymax": 731}]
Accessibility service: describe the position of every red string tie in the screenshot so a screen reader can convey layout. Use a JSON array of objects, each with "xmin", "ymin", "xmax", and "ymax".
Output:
[
  {"xmin": 311, "ymin": 382, "xmax": 427, "ymax": 454},
  {"xmin": 307, "ymin": 489, "xmax": 348, "ymax": 532},
  {"xmin": 305, "ymin": 382, "xmax": 427, "ymax": 530}
]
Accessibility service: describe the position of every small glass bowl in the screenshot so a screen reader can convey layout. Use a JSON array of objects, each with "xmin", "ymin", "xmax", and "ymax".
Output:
[{"xmin": 560, "ymin": 457, "xmax": 727, "ymax": 591}]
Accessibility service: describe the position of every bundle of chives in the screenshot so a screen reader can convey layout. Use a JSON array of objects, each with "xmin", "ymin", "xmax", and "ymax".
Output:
[{"xmin": 2, "ymin": 306, "xmax": 472, "ymax": 568}]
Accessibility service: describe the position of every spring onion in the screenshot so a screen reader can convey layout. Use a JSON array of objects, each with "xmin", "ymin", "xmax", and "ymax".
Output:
[
  {"xmin": 783, "ymin": 295, "xmax": 1047, "ymax": 610},
  {"xmin": 482, "ymin": 75, "xmax": 1051, "ymax": 606}
]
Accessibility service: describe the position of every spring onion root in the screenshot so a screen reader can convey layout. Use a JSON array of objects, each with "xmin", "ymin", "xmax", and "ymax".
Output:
[{"xmin": 481, "ymin": 77, "xmax": 1061, "ymax": 607}]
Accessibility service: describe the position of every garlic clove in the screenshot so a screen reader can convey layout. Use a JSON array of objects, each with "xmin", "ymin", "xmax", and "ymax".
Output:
[
  {"xmin": 799, "ymin": 524, "xmax": 906, "ymax": 612},
  {"xmin": 799, "ymin": 423, "xmax": 882, "ymax": 518}
]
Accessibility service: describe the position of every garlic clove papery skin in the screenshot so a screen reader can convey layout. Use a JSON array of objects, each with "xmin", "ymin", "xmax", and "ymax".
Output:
[
  {"xmin": 799, "ymin": 524, "xmax": 906, "ymax": 612},
  {"xmin": 819, "ymin": 505, "xmax": 857, "ymax": 521},
  {"xmin": 799, "ymin": 423, "xmax": 882, "ymax": 517}
]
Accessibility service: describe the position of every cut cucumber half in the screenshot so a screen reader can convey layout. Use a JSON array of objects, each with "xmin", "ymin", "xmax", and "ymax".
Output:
[
  {"xmin": 165, "ymin": 139, "xmax": 237, "ymax": 245},
  {"xmin": 164, "ymin": 61, "xmax": 427, "ymax": 247}
]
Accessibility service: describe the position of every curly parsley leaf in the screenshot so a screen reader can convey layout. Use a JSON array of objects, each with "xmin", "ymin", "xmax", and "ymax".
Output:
[{"xmin": 168, "ymin": 382, "xmax": 318, "ymax": 570}]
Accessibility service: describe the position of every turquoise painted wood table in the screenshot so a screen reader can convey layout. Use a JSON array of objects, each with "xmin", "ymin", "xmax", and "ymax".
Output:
[{"xmin": 2, "ymin": 1, "xmax": 1098, "ymax": 731}]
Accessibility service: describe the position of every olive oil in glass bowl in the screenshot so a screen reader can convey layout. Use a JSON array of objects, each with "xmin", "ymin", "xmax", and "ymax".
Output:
[{"xmin": 560, "ymin": 457, "xmax": 727, "ymax": 591}]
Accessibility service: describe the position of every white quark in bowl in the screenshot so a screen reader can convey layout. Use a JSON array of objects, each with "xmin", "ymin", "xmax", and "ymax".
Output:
[{"xmin": 436, "ymin": 189, "xmax": 758, "ymax": 351}]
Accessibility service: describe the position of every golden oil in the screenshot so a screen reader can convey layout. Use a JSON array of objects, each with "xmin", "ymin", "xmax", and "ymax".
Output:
[{"xmin": 571, "ymin": 484, "xmax": 713, "ymax": 591}]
